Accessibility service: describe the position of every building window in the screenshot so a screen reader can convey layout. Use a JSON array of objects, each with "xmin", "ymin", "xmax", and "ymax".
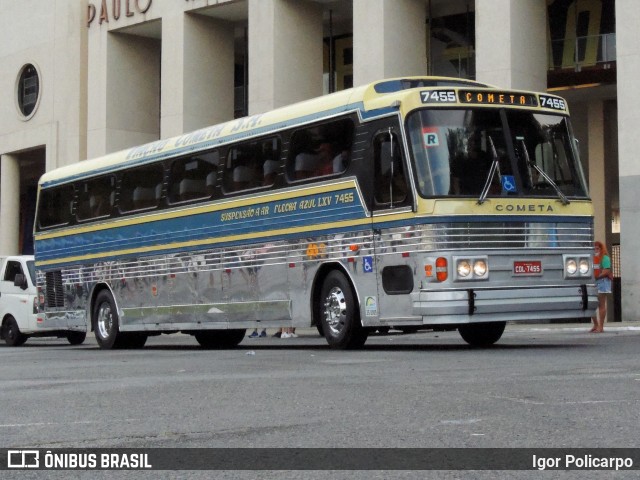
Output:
[{"xmin": 17, "ymin": 64, "xmax": 40, "ymax": 118}]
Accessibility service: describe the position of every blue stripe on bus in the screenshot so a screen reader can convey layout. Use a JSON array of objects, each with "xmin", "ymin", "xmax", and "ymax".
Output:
[{"xmin": 35, "ymin": 189, "xmax": 367, "ymax": 262}]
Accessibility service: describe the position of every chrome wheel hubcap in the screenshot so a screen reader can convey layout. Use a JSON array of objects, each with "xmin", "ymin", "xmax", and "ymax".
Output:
[
  {"xmin": 323, "ymin": 286, "xmax": 347, "ymax": 335},
  {"xmin": 97, "ymin": 303, "xmax": 113, "ymax": 339}
]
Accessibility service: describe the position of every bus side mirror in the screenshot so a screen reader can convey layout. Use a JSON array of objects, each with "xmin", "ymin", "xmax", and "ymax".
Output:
[{"xmin": 14, "ymin": 273, "xmax": 28, "ymax": 290}]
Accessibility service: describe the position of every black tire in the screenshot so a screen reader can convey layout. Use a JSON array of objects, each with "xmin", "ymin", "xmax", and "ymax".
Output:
[
  {"xmin": 458, "ymin": 321, "xmax": 506, "ymax": 347},
  {"xmin": 315, "ymin": 322, "xmax": 324, "ymax": 337},
  {"xmin": 119, "ymin": 333, "xmax": 148, "ymax": 349},
  {"xmin": 195, "ymin": 329, "xmax": 246, "ymax": 349},
  {"xmin": 67, "ymin": 331, "xmax": 87, "ymax": 345},
  {"xmin": 92, "ymin": 290, "xmax": 125, "ymax": 349},
  {"xmin": 4, "ymin": 316, "xmax": 27, "ymax": 346},
  {"xmin": 318, "ymin": 270, "xmax": 368, "ymax": 349}
]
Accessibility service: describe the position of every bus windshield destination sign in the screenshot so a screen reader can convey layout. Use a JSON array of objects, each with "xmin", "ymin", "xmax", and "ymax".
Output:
[{"xmin": 459, "ymin": 90, "xmax": 538, "ymax": 107}]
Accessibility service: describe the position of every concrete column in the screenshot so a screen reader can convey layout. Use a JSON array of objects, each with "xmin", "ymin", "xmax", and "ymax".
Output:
[
  {"xmin": 106, "ymin": 32, "xmax": 161, "ymax": 152},
  {"xmin": 588, "ymin": 101, "xmax": 606, "ymax": 243},
  {"xmin": 183, "ymin": 14, "xmax": 234, "ymax": 132},
  {"xmin": 248, "ymin": 0, "xmax": 323, "ymax": 115},
  {"xmin": 160, "ymin": 14, "xmax": 186, "ymax": 138},
  {"xmin": 162, "ymin": 13, "xmax": 234, "ymax": 138},
  {"xmin": 0, "ymin": 154, "xmax": 20, "ymax": 254},
  {"xmin": 616, "ymin": 0, "xmax": 640, "ymax": 321},
  {"xmin": 353, "ymin": 0, "xmax": 427, "ymax": 86},
  {"xmin": 475, "ymin": 0, "xmax": 547, "ymax": 90}
]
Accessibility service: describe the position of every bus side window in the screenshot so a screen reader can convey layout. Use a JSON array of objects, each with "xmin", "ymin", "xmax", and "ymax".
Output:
[
  {"xmin": 168, "ymin": 151, "xmax": 219, "ymax": 204},
  {"xmin": 37, "ymin": 184, "xmax": 75, "ymax": 229},
  {"xmin": 374, "ymin": 131, "xmax": 407, "ymax": 206},
  {"xmin": 119, "ymin": 164, "xmax": 164, "ymax": 212},
  {"xmin": 77, "ymin": 175, "xmax": 115, "ymax": 220},
  {"xmin": 224, "ymin": 137, "xmax": 280, "ymax": 193},
  {"xmin": 287, "ymin": 119, "xmax": 353, "ymax": 181}
]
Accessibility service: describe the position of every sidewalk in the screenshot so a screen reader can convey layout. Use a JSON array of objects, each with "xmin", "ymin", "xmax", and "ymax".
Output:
[
  {"xmin": 506, "ymin": 320, "xmax": 640, "ymax": 333},
  {"xmin": 247, "ymin": 321, "xmax": 640, "ymax": 339}
]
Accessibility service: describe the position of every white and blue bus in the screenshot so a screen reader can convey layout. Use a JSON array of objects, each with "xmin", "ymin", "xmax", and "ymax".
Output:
[{"xmin": 34, "ymin": 77, "xmax": 597, "ymax": 349}]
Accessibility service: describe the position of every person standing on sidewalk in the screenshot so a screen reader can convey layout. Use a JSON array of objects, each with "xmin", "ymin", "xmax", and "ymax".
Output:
[{"xmin": 591, "ymin": 241, "xmax": 612, "ymax": 333}]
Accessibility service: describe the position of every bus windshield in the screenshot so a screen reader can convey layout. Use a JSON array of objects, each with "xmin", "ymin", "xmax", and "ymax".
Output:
[{"xmin": 407, "ymin": 108, "xmax": 588, "ymax": 200}]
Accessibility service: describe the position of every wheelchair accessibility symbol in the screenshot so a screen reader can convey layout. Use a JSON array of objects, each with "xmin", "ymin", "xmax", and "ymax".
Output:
[
  {"xmin": 363, "ymin": 256, "xmax": 374, "ymax": 273},
  {"xmin": 501, "ymin": 175, "xmax": 517, "ymax": 193}
]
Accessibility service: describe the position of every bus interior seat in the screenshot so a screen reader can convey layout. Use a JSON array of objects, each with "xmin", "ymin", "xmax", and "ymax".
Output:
[
  {"xmin": 262, "ymin": 160, "xmax": 279, "ymax": 185},
  {"xmin": 233, "ymin": 165, "xmax": 254, "ymax": 191},
  {"xmin": 179, "ymin": 178, "xmax": 206, "ymax": 200},
  {"xmin": 206, "ymin": 171, "xmax": 216, "ymax": 194},
  {"xmin": 294, "ymin": 152, "xmax": 319, "ymax": 179},
  {"xmin": 133, "ymin": 186, "xmax": 158, "ymax": 209}
]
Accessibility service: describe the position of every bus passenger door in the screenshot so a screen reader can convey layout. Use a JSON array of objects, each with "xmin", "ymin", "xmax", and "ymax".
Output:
[{"xmin": 370, "ymin": 129, "xmax": 417, "ymax": 326}]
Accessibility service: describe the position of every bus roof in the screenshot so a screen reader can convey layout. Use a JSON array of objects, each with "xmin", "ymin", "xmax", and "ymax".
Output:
[{"xmin": 38, "ymin": 76, "xmax": 513, "ymax": 187}]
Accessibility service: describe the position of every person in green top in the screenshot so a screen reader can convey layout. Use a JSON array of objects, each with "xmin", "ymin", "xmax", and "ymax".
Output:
[{"xmin": 591, "ymin": 241, "xmax": 612, "ymax": 333}]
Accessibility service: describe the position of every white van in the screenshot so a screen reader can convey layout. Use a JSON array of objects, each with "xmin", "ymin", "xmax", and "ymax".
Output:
[{"xmin": 0, "ymin": 255, "xmax": 86, "ymax": 346}]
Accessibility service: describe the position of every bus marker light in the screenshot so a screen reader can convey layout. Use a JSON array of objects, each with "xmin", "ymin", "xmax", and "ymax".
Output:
[
  {"xmin": 288, "ymin": 263, "xmax": 296, "ymax": 268},
  {"xmin": 349, "ymin": 244, "xmax": 359, "ymax": 252},
  {"xmin": 436, "ymin": 257, "xmax": 448, "ymax": 281},
  {"xmin": 402, "ymin": 252, "xmax": 410, "ymax": 258},
  {"xmin": 424, "ymin": 264, "xmax": 433, "ymax": 277}
]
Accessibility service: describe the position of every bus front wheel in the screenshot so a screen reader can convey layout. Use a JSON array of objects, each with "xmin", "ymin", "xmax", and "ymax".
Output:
[
  {"xmin": 318, "ymin": 270, "xmax": 368, "ymax": 349},
  {"xmin": 458, "ymin": 321, "xmax": 506, "ymax": 347}
]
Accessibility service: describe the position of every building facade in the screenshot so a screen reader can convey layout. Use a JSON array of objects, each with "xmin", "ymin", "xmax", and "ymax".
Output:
[{"xmin": 1, "ymin": 0, "xmax": 632, "ymax": 319}]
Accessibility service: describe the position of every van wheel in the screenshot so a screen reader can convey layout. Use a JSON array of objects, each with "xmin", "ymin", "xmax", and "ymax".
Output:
[
  {"xmin": 195, "ymin": 329, "xmax": 246, "ymax": 349},
  {"xmin": 4, "ymin": 316, "xmax": 27, "ymax": 346},
  {"xmin": 458, "ymin": 321, "xmax": 506, "ymax": 347},
  {"xmin": 318, "ymin": 270, "xmax": 368, "ymax": 349},
  {"xmin": 67, "ymin": 331, "xmax": 87, "ymax": 345},
  {"xmin": 93, "ymin": 290, "xmax": 124, "ymax": 349}
]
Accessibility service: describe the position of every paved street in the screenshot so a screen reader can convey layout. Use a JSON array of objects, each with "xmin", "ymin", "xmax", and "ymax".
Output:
[{"xmin": 1, "ymin": 322, "xmax": 640, "ymax": 479}]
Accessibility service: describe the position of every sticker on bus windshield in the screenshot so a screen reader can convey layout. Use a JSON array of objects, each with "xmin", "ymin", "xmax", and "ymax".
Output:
[
  {"xmin": 422, "ymin": 127, "xmax": 439, "ymax": 148},
  {"xmin": 501, "ymin": 175, "xmax": 517, "ymax": 193}
]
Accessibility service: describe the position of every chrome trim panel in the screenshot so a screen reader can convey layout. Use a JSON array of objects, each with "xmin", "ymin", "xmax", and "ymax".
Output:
[{"xmin": 411, "ymin": 284, "xmax": 597, "ymax": 324}]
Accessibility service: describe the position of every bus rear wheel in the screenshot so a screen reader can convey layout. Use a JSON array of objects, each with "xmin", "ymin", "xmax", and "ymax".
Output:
[
  {"xmin": 318, "ymin": 270, "xmax": 368, "ymax": 349},
  {"xmin": 4, "ymin": 316, "xmax": 27, "ymax": 346},
  {"xmin": 458, "ymin": 321, "xmax": 506, "ymax": 347},
  {"xmin": 93, "ymin": 290, "xmax": 127, "ymax": 349},
  {"xmin": 195, "ymin": 329, "xmax": 246, "ymax": 349}
]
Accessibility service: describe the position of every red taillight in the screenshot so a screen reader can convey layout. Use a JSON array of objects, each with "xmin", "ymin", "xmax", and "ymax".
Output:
[{"xmin": 436, "ymin": 257, "xmax": 448, "ymax": 282}]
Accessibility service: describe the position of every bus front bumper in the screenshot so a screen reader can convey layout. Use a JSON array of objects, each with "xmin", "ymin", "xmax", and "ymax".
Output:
[{"xmin": 411, "ymin": 284, "xmax": 597, "ymax": 324}]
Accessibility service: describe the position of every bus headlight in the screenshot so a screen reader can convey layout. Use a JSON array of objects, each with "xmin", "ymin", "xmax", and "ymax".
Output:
[
  {"xmin": 579, "ymin": 259, "xmax": 590, "ymax": 275},
  {"xmin": 454, "ymin": 256, "xmax": 489, "ymax": 281},
  {"xmin": 457, "ymin": 260, "xmax": 471, "ymax": 278},
  {"xmin": 473, "ymin": 260, "xmax": 487, "ymax": 277},
  {"xmin": 563, "ymin": 255, "xmax": 591, "ymax": 278}
]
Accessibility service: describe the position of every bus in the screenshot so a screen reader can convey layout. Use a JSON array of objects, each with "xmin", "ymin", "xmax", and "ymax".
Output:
[{"xmin": 33, "ymin": 76, "xmax": 597, "ymax": 349}]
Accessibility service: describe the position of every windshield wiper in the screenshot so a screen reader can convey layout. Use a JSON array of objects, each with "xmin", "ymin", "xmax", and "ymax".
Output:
[
  {"xmin": 477, "ymin": 136, "xmax": 500, "ymax": 205},
  {"xmin": 520, "ymin": 139, "xmax": 569, "ymax": 205}
]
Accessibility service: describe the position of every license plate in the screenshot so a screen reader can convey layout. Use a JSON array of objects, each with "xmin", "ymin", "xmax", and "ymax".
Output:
[{"xmin": 513, "ymin": 260, "xmax": 542, "ymax": 275}]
